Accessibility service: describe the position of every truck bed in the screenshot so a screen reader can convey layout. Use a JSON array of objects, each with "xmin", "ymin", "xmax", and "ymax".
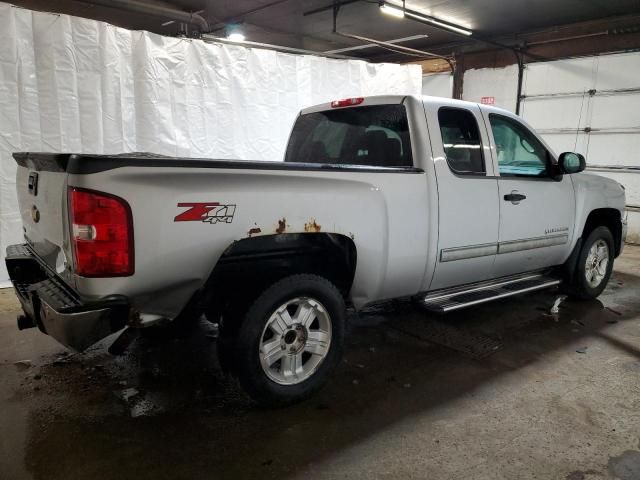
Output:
[{"xmin": 12, "ymin": 150, "xmax": 432, "ymax": 325}]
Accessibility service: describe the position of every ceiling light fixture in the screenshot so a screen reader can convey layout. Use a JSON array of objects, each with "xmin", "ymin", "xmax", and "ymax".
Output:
[
  {"xmin": 379, "ymin": 2, "xmax": 473, "ymax": 36},
  {"xmin": 379, "ymin": 3, "xmax": 405, "ymax": 18},
  {"xmin": 227, "ymin": 32, "xmax": 246, "ymax": 41},
  {"xmin": 226, "ymin": 24, "xmax": 245, "ymax": 42},
  {"xmin": 406, "ymin": 11, "xmax": 472, "ymax": 36}
]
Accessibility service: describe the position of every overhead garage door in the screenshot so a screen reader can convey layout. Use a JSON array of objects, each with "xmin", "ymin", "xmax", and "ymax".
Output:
[{"xmin": 520, "ymin": 51, "xmax": 640, "ymax": 243}]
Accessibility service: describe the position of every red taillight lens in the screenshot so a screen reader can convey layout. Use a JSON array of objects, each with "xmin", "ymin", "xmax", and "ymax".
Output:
[
  {"xmin": 330, "ymin": 97, "xmax": 364, "ymax": 108},
  {"xmin": 68, "ymin": 187, "xmax": 134, "ymax": 277}
]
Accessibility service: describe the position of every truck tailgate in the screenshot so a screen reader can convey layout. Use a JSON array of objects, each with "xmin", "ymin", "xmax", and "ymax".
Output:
[{"xmin": 14, "ymin": 153, "xmax": 69, "ymax": 274}]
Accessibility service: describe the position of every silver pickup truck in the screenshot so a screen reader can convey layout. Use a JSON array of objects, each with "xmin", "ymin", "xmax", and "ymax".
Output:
[{"xmin": 6, "ymin": 95, "xmax": 626, "ymax": 405}]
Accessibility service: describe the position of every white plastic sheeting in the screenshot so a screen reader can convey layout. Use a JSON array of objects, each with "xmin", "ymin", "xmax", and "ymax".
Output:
[
  {"xmin": 422, "ymin": 73, "xmax": 453, "ymax": 98},
  {"xmin": 462, "ymin": 64, "xmax": 518, "ymax": 112},
  {"xmin": 0, "ymin": 4, "xmax": 422, "ymax": 285}
]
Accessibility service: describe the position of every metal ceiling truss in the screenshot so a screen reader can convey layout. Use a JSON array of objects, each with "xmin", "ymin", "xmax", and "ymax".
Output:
[
  {"xmin": 335, "ymin": 31, "xmax": 455, "ymax": 70},
  {"xmin": 306, "ymin": 0, "xmax": 526, "ymax": 63}
]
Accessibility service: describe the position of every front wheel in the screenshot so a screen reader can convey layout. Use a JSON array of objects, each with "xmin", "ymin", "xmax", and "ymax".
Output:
[
  {"xmin": 234, "ymin": 274, "xmax": 346, "ymax": 406},
  {"xmin": 569, "ymin": 226, "xmax": 614, "ymax": 300}
]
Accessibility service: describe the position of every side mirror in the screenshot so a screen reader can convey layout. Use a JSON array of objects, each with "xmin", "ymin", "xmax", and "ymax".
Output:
[{"xmin": 558, "ymin": 152, "xmax": 586, "ymax": 174}]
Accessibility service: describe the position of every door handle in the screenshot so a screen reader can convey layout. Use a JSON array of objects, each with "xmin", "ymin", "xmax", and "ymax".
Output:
[{"xmin": 504, "ymin": 191, "xmax": 526, "ymax": 204}]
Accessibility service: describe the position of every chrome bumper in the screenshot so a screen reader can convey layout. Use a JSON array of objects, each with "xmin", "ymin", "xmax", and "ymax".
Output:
[{"xmin": 5, "ymin": 244, "xmax": 129, "ymax": 351}]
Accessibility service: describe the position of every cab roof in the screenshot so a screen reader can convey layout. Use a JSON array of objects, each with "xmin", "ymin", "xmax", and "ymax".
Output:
[{"xmin": 300, "ymin": 94, "xmax": 514, "ymax": 117}]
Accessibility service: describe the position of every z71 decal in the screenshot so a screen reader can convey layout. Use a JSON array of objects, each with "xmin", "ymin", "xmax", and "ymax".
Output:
[{"xmin": 174, "ymin": 203, "xmax": 236, "ymax": 224}]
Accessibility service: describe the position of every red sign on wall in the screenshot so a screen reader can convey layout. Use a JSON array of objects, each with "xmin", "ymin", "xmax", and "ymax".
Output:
[{"xmin": 481, "ymin": 96, "xmax": 495, "ymax": 105}]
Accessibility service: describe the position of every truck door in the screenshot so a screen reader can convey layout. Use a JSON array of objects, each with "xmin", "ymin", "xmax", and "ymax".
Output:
[
  {"xmin": 425, "ymin": 100, "xmax": 500, "ymax": 290},
  {"xmin": 481, "ymin": 110, "xmax": 575, "ymax": 278}
]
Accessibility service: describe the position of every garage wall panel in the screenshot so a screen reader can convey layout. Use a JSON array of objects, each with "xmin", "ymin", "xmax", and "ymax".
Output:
[
  {"xmin": 590, "ymin": 93, "xmax": 640, "ymax": 130},
  {"xmin": 0, "ymin": 4, "xmax": 422, "ymax": 285},
  {"xmin": 595, "ymin": 54, "xmax": 640, "ymax": 90},
  {"xmin": 455, "ymin": 53, "xmax": 640, "ymax": 242},
  {"xmin": 422, "ymin": 73, "xmax": 453, "ymax": 98},
  {"xmin": 462, "ymin": 64, "xmax": 518, "ymax": 112},
  {"xmin": 522, "ymin": 57, "xmax": 597, "ymax": 96},
  {"xmin": 521, "ymin": 96, "xmax": 590, "ymax": 131},
  {"xmin": 521, "ymin": 93, "xmax": 591, "ymax": 156},
  {"xmin": 587, "ymin": 134, "xmax": 640, "ymax": 167},
  {"xmin": 520, "ymin": 51, "xmax": 640, "ymax": 243}
]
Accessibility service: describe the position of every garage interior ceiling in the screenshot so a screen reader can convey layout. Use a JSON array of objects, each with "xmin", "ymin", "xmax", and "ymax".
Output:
[{"xmin": 7, "ymin": 0, "xmax": 640, "ymax": 62}]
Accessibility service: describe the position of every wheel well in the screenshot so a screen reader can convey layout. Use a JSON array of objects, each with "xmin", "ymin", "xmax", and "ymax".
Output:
[
  {"xmin": 204, "ymin": 233, "xmax": 357, "ymax": 321},
  {"xmin": 582, "ymin": 208, "xmax": 622, "ymax": 257}
]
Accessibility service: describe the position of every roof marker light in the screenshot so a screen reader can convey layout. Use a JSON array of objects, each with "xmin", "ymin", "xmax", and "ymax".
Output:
[{"xmin": 331, "ymin": 97, "xmax": 365, "ymax": 108}]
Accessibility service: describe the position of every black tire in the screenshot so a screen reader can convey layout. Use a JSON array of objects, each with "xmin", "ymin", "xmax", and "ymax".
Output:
[
  {"xmin": 569, "ymin": 226, "xmax": 615, "ymax": 300},
  {"xmin": 234, "ymin": 274, "xmax": 346, "ymax": 407}
]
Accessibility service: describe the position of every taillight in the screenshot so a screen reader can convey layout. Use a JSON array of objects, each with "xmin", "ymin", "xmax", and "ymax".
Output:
[
  {"xmin": 68, "ymin": 187, "xmax": 134, "ymax": 277},
  {"xmin": 330, "ymin": 97, "xmax": 364, "ymax": 108}
]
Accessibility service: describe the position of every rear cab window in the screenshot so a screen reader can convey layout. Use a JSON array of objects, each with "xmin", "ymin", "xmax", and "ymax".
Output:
[{"xmin": 285, "ymin": 105, "xmax": 413, "ymax": 168}]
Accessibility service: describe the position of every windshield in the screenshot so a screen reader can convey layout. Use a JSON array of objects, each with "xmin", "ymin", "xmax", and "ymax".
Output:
[{"xmin": 284, "ymin": 105, "xmax": 413, "ymax": 168}]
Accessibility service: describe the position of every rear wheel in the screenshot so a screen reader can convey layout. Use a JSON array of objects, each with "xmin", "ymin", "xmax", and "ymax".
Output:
[
  {"xmin": 234, "ymin": 274, "xmax": 345, "ymax": 406},
  {"xmin": 569, "ymin": 226, "xmax": 614, "ymax": 300}
]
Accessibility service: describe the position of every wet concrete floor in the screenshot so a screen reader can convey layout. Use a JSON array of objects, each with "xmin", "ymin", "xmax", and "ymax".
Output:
[{"xmin": 1, "ymin": 247, "xmax": 640, "ymax": 479}]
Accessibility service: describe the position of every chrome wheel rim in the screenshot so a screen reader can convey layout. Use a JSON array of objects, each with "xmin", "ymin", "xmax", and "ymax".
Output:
[
  {"xmin": 585, "ymin": 239, "xmax": 609, "ymax": 288},
  {"xmin": 259, "ymin": 297, "xmax": 332, "ymax": 386}
]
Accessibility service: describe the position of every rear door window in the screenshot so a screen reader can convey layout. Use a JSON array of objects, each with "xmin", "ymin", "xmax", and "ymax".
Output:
[
  {"xmin": 285, "ymin": 105, "xmax": 413, "ymax": 168},
  {"xmin": 437, "ymin": 107, "xmax": 485, "ymax": 175}
]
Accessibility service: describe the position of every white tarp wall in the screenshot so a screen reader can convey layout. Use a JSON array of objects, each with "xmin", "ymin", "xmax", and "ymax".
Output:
[
  {"xmin": 461, "ymin": 55, "xmax": 640, "ymax": 243},
  {"xmin": 463, "ymin": 64, "xmax": 518, "ymax": 112},
  {"xmin": 0, "ymin": 4, "xmax": 422, "ymax": 285}
]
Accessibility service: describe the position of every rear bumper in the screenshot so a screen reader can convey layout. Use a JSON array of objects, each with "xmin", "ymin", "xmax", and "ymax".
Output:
[{"xmin": 5, "ymin": 244, "xmax": 129, "ymax": 351}]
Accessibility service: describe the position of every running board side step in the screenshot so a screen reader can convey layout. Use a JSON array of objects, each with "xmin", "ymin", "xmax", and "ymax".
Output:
[{"xmin": 421, "ymin": 273, "xmax": 561, "ymax": 313}]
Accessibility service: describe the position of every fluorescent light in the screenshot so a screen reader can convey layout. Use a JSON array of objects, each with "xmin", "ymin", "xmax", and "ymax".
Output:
[
  {"xmin": 380, "ymin": 3, "xmax": 405, "ymax": 18},
  {"xmin": 405, "ymin": 11, "xmax": 472, "ymax": 36},
  {"xmin": 379, "ymin": 2, "xmax": 473, "ymax": 36},
  {"xmin": 227, "ymin": 32, "xmax": 246, "ymax": 41},
  {"xmin": 226, "ymin": 24, "xmax": 246, "ymax": 42}
]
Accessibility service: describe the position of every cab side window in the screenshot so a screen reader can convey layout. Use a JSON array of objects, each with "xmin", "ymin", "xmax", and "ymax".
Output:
[
  {"xmin": 488, "ymin": 114, "xmax": 550, "ymax": 177},
  {"xmin": 438, "ymin": 107, "xmax": 485, "ymax": 175}
]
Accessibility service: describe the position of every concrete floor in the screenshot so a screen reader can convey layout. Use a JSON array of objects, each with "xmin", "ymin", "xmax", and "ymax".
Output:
[{"xmin": 1, "ymin": 248, "xmax": 640, "ymax": 480}]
